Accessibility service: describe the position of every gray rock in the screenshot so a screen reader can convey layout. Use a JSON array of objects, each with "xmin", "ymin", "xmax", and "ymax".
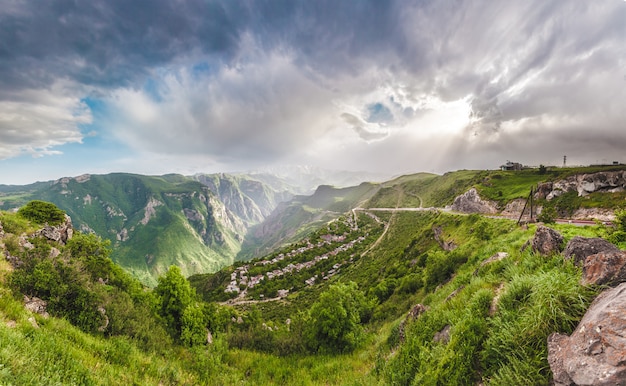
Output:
[
  {"xmin": 481, "ymin": 252, "xmax": 509, "ymax": 267},
  {"xmin": 531, "ymin": 225, "xmax": 564, "ymax": 256},
  {"xmin": 24, "ymin": 296, "xmax": 49, "ymax": 318},
  {"xmin": 548, "ymin": 283, "xmax": 626, "ymax": 386},
  {"xmin": 564, "ymin": 236, "xmax": 620, "ymax": 266},
  {"xmin": 450, "ymin": 188, "xmax": 498, "ymax": 214},
  {"xmin": 37, "ymin": 214, "xmax": 73, "ymax": 245},
  {"xmin": 433, "ymin": 225, "xmax": 457, "ymax": 251},
  {"xmin": 433, "ymin": 325, "xmax": 451, "ymax": 344}
]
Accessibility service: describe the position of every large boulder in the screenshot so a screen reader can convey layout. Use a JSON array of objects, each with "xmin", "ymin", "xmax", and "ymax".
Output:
[
  {"xmin": 531, "ymin": 225, "xmax": 564, "ymax": 256},
  {"xmin": 564, "ymin": 236, "xmax": 620, "ymax": 266},
  {"xmin": 582, "ymin": 251, "xmax": 626, "ymax": 287},
  {"xmin": 36, "ymin": 214, "xmax": 73, "ymax": 245},
  {"xmin": 548, "ymin": 283, "xmax": 626, "ymax": 386},
  {"xmin": 450, "ymin": 188, "xmax": 498, "ymax": 214}
]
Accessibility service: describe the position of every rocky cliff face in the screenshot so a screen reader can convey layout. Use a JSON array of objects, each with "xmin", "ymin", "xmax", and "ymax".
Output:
[
  {"xmin": 449, "ymin": 188, "xmax": 498, "ymax": 214},
  {"xmin": 536, "ymin": 171, "xmax": 626, "ymax": 200},
  {"xmin": 193, "ymin": 173, "xmax": 293, "ymax": 227}
]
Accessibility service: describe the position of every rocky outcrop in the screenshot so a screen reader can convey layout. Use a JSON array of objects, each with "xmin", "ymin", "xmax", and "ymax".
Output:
[
  {"xmin": 500, "ymin": 199, "xmax": 526, "ymax": 217},
  {"xmin": 24, "ymin": 296, "xmax": 49, "ymax": 318},
  {"xmin": 548, "ymin": 283, "xmax": 626, "ymax": 386},
  {"xmin": 433, "ymin": 325, "xmax": 451, "ymax": 344},
  {"xmin": 582, "ymin": 251, "xmax": 626, "ymax": 287},
  {"xmin": 35, "ymin": 214, "xmax": 73, "ymax": 245},
  {"xmin": 481, "ymin": 252, "xmax": 509, "ymax": 267},
  {"xmin": 140, "ymin": 197, "xmax": 163, "ymax": 225},
  {"xmin": 433, "ymin": 225, "xmax": 457, "ymax": 251},
  {"xmin": 450, "ymin": 188, "xmax": 498, "ymax": 214},
  {"xmin": 570, "ymin": 208, "xmax": 616, "ymax": 222},
  {"xmin": 536, "ymin": 171, "xmax": 626, "ymax": 201},
  {"xmin": 531, "ymin": 225, "xmax": 564, "ymax": 256},
  {"xmin": 398, "ymin": 304, "xmax": 429, "ymax": 344},
  {"xmin": 564, "ymin": 237, "xmax": 620, "ymax": 266}
]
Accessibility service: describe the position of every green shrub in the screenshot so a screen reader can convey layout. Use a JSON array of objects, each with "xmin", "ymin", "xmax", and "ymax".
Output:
[
  {"xmin": 304, "ymin": 282, "xmax": 372, "ymax": 354},
  {"xmin": 398, "ymin": 273, "xmax": 423, "ymax": 293},
  {"xmin": 537, "ymin": 204, "xmax": 557, "ymax": 224},
  {"xmin": 0, "ymin": 212, "xmax": 31, "ymax": 234},
  {"xmin": 17, "ymin": 200, "xmax": 65, "ymax": 225}
]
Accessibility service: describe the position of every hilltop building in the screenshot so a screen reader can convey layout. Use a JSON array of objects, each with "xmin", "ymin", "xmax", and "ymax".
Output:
[{"xmin": 500, "ymin": 161, "xmax": 523, "ymax": 171}]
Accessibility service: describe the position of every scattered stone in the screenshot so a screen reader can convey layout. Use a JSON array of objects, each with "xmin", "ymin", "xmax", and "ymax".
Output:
[
  {"xmin": 481, "ymin": 252, "xmax": 509, "ymax": 267},
  {"xmin": 207, "ymin": 330, "xmax": 213, "ymax": 345},
  {"xmin": 18, "ymin": 235, "xmax": 34, "ymax": 250},
  {"xmin": 548, "ymin": 283, "xmax": 626, "ymax": 386},
  {"xmin": 27, "ymin": 316, "xmax": 39, "ymax": 329},
  {"xmin": 564, "ymin": 236, "xmax": 620, "ymax": 266},
  {"xmin": 398, "ymin": 304, "xmax": 429, "ymax": 344},
  {"xmin": 24, "ymin": 295, "xmax": 49, "ymax": 318},
  {"xmin": 582, "ymin": 251, "xmax": 626, "ymax": 287},
  {"xmin": 433, "ymin": 325, "xmax": 451, "ymax": 344},
  {"xmin": 97, "ymin": 307, "xmax": 109, "ymax": 332},
  {"xmin": 489, "ymin": 283, "xmax": 506, "ymax": 316},
  {"xmin": 5, "ymin": 320, "xmax": 16, "ymax": 328},
  {"xmin": 49, "ymin": 247, "xmax": 61, "ymax": 259},
  {"xmin": 531, "ymin": 225, "xmax": 564, "ymax": 256},
  {"xmin": 445, "ymin": 286, "xmax": 465, "ymax": 302},
  {"xmin": 450, "ymin": 188, "xmax": 498, "ymax": 214},
  {"xmin": 433, "ymin": 225, "xmax": 457, "ymax": 251}
]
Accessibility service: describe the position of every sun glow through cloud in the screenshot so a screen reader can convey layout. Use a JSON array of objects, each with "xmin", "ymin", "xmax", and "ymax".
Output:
[{"xmin": 0, "ymin": 0, "xmax": 625, "ymax": 184}]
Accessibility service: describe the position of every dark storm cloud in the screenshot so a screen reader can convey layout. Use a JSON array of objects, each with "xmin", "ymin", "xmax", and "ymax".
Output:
[
  {"xmin": 1, "ymin": 0, "xmax": 625, "ymax": 174},
  {"xmin": 0, "ymin": 0, "xmax": 243, "ymax": 90}
]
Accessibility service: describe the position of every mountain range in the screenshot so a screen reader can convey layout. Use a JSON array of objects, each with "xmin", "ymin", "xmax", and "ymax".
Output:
[{"xmin": 0, "ymin": 168, "xmax": 388, "ymax": 286}]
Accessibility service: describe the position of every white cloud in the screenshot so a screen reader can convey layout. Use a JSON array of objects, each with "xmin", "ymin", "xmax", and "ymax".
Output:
[{"xmin": 0, "ymin": 81, "xmax": 91, "ymax": 159}]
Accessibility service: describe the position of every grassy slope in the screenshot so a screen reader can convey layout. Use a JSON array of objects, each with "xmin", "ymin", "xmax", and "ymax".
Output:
[
  {"xmin": 190, "ymin": 199, "xmax": 617, "ymax": 384},
  {"xmin": 237, "ymin": 183, "xmax": 380, "ymax": 261},
  {"xmin": 2, "ymin": 190, "xmax": 623, "ymax": 384},
  {"xmin": 366, "ymin": 165, "xmax": 626, "ymax": 210}
]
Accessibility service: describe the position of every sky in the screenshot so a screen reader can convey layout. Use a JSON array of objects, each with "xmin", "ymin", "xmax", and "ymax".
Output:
[{"xmin": 1, "ymin": 0, "xmax": 625, "ymax": 185}]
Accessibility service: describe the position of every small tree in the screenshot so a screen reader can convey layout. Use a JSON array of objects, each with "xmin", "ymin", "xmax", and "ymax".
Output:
[
  {"xmin": 538, "ymin": 164, "xmax": 547, "ymax": 175},
  {"xmin": 305, "ymin": 281, "xmax": 372, "ymax": 353},
  {"xmin": 155, "ymin": 266, "xmax": 195, "ymax": 339},
  {"xmin": 18, "ymin": 200, "xmax": 65, "ymax": 225},
  {"xmin": 538, "ymin": 205, "xmax": 557, "ymax": 224},
  {"xmin": 181, "ymin": 304, "xmax": 208, "ymax": 347}
]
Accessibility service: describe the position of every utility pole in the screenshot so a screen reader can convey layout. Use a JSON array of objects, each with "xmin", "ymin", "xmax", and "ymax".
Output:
[{"xmin": 529, "ymin": 186, "xmax": 534, "ymax": 221}]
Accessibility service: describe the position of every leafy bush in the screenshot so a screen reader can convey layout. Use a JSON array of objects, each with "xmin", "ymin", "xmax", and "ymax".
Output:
[
  {"xmin": 8, "ymin": 230, "xmax": 170, "ymax": 349},
  {"xmin": 155, "ymin": 266, "xmax": 196, "ymax": 340},
  {"xmin": 537, "ymin": 204, "xmax": 557, "ymax": 223},
  {"xmin": 304, "ymin": 282, "xmax": 373, "ymax": 354},
  {"xmin": 17, "ymin": 200, "xmax": 66, "ymax": 226}
]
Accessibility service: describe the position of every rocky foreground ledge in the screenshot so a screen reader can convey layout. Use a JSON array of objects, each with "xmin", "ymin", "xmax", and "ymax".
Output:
[{"xmin": 528, "ymin": 226, "xmax": 626, "ymax": 386}]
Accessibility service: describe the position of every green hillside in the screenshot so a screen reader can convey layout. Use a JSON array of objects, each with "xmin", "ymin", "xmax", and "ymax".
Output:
[
  {"xmin": 366, "ymin": 165, "xmax": 626, "ymax": 210},
  {"xmin": 2, "ymin": 171, "xmax": 626, "ymax": 384},
  {"xmin": 0, "ymin": 173, "xmax": 299, "ymax": 287},
  {"xmin": 237, "ymin": 182, "xmax": 380, "ymax": 260},
  {"xmin": 0, "ymin": 174, "xmax": 244, "ymax": 286}
]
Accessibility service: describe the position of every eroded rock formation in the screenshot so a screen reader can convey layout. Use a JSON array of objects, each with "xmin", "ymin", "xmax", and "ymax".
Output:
[
  {"xmin": 450, "ymin": 188, "xmax": 498, "ymax": 214},
  {"xmin": 548, "ymin": 283, "xmax": 626, "ymax": 386},
  {"xmin": 564, "ymin": 236, "xmax": 620, "ymax": 266},
  {"xmin": 531, "ymin": 225, "xmax": 564, "ymax": 256},
  {"xmin": 582, "ymin": 251, "xmax": 626, "ymax": 287}
]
